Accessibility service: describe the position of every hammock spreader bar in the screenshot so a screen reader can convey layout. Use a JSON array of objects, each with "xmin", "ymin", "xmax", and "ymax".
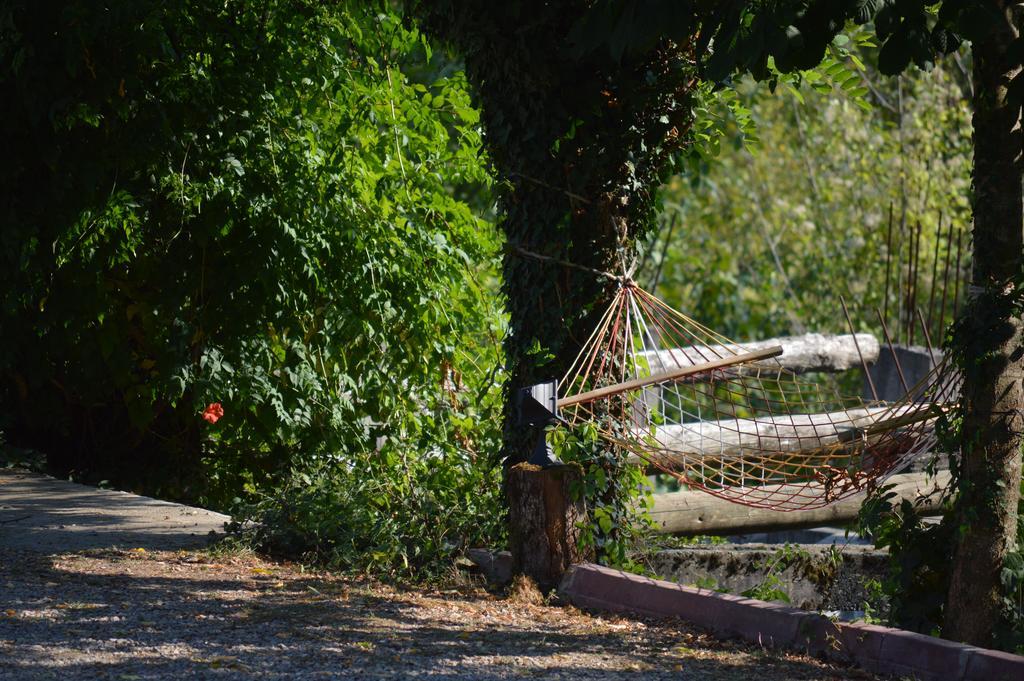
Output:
[{"xmin": 556, "ymin": 345, "xmax": 783, "ymax": 409}]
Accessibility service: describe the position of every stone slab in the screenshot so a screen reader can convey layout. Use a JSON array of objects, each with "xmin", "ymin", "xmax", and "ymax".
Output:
[{"xmin": 648, "ymin": 544, "xmax": 888, "ymax": 611}]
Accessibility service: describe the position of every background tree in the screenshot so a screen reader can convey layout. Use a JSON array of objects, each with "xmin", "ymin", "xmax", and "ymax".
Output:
[
  {"xmin": 642, "ymin": 37, "xmax": 973, "ymax": 343},
  {"xmin": 618, "ymin": 0, "xmax": 1023, "ymax": 647},
  {"xmin": 941, "ymin": 2, "xmax": 1023, "ymax": 645}
]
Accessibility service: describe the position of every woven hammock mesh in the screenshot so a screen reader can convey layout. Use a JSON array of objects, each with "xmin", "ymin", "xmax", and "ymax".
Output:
[{"xmin": 559, "ymin": 284, "xmax": 958, "ymax": 511}]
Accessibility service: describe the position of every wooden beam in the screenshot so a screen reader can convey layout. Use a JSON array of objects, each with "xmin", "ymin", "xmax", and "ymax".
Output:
[
  {"xmin": 624, "ymin": 404, "xmax": 932, "ymax": 468},
  {"xmin": 557, "ymin": 346, "xmax": 784, "ymax": 409},
  {"xmin": 648, "ymin": 470, "xmax": 950, "ymax": 535},
  {"xmin": 639, "ymin": 333, "xmax": 880, "ymax": 376}
]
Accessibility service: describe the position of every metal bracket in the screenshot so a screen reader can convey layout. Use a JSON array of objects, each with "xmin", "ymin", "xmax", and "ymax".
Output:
[
  {"xmin": 516, "ymin": 380, "xmax": 563, "ymax": 467},
  {"xmin": 515, "ymin": 379, "xmax": 559, "ymax": 426}
]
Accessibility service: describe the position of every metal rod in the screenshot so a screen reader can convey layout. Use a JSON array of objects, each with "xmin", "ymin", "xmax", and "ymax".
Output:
[
  {"xmin": 903, "ymin": 219, "xmax": 917, "ymax": 344},
  {"xmin": 895, "ymin": 216, "xmax": 905, "ymax": 344},
  {"xmin": 908, "ymin": 221, "xmax": 923, "ymax": 345},
  {"xmin": 876, "ymin": 306, "xmax": 911, "ymax": 396},
  {"xmin": 840, "ymin": 295, "xmax": 878, "ymax": 401},
  {"xmin": 883, "ymin": 203, "xmax": 894, "ymax": 328},
  {"xmin": 953, "ymin": 229, "xmax": 964, "ymax": 320},
  {"xmin": 926, "ymin": 213, "xmax": 942, "ymax": 333},
  {"xmin": 938, "ymin": 219, "xmax": 955, "ymax": 333},
  {"xmin": 916, "ymin": 307, "xmax": 938, "ymax": 368},
  {"xmin": 556, "ymin": 346, "xmax": 784, "ymax": 408}
]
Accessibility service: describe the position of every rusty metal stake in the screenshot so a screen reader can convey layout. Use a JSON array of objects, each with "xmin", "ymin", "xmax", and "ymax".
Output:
[
  {"xmin": 883, "ymin": 202, "xmax": 895, "ymax": 328},
  {"xmin": 916, "ymin": 307, "xmax": 938, "ymax": 368},
  {"xmin": 953, "ymin": 229, "xmax": 965, "ymax": 320},
  {"xmin": 908, "ymin": 221, "xmax": 923, "ymax": 345},
  {"xmin": 926, "ymin": 213, "xmax": 942, "ymax": 333},
  {"xmin": 876, "ymin": 306, "xmax": 910, "ymax": 396},
  {"xmin": 840, "ymin": 295, "xmax": 878, "ymax": 401},
  {"xmin": 938, "ymin": 219, "xmax": 955, "ymax": 333}
]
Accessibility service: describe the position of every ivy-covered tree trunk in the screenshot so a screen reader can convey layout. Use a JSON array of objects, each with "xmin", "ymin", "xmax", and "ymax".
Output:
[
  {"xmin": 944, "ymin": 1, "xmax": 1024, "ymax": 646},
  {"xmin": 415, "ymin": 2, "xmax": 696, "ymax": 584}
]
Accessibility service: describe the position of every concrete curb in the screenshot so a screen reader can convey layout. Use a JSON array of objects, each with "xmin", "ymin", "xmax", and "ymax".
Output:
[
  {"xmin": 0, "ymin": 469, "xmax": 229, "ymax": 552},
  {"xmin": 558, "ymin": 563, "xmax": 1024, "ymax": 681}
]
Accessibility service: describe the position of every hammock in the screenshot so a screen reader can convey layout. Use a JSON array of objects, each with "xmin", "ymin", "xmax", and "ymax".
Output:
[{"xmin": 554, "ymin": 283, "xmax": 957, "ymax": 511}]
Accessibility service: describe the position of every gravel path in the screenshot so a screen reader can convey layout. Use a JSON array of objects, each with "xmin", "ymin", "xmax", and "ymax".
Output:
[
  {"xmin": 0, "ymin": 547, "xmax": 882, "ymax": 680},
  {"xmin": 0, "ymin": 470, "xmax": 882, "ymax": 679}
]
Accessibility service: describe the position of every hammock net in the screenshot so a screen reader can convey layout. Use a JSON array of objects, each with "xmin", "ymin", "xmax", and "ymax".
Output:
[{"xmin": 559, "ymin": 283, "xmax": 957, "ymax": 511}]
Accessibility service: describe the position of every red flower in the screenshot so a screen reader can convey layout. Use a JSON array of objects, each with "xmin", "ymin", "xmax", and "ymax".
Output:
[{"xmin": 202, "ymin": 402, "xmax": 224, "ymax": 424}]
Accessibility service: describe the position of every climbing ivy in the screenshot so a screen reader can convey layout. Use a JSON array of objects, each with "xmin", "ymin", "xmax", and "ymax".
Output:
[{"xmin": 410, "ymin": 1, "xmax": 703, "ymax": 566}]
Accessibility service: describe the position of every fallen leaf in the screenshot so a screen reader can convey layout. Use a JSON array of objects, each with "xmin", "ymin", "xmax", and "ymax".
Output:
[{"xmin": 209, "ymin": 656, "xmax": 238, "ymax": 669}]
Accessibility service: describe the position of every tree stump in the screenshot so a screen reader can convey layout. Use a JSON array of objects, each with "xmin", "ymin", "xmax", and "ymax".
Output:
[{"xmin": 506, "ymin": 462, "xmax": 590, "ymax": 591}]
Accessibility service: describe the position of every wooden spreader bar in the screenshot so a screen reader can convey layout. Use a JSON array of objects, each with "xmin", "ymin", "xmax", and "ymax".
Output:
[{"xmin": 556, "ymin": 345, "xmax": 784, "ymax": 409}]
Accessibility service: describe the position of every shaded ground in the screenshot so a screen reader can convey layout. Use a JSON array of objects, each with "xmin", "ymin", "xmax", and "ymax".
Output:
[
  {"xmin": 0, "ymin": 548, "xmax": 882, "ymax": 680},
  {"xmin": 0, "ymin": 470, "xmax": 228, "ymax": 552},
  {"xmin": 0, "ymin": 470, "xmax": 883, "ymax": 680}
]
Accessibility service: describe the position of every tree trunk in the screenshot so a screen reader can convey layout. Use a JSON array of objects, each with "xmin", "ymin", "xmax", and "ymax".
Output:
[
  {"xmin": 415, "ymin": 2, "xmax": 697, "ymax": 581},
  {"xmin": 943, "ymin": 1, "xmax": 1024, "ymax": 646},
  {"xmin": 506, "ymin": 462, "xmax": 591, "ymax": 590}
]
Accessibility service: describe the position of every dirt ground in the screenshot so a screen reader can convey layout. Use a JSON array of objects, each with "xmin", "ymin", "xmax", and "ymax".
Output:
[
  {"xmin": 0, "ymin": 547, "xmax": 885, "ymax": 680},
  {"xmin": 0, "ymin": 470, "xmax": 883, "ymax": 679}
]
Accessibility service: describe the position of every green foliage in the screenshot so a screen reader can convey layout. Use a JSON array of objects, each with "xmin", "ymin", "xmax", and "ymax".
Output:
[
  {"xmin": 641, "ymin": 46, "xmax": 972, "ymax": 342},
  {"xmin": 741, "ymin": 574, "xmax": 793, "ymax": 604},
  {"xmin": 233, "ymin": 446, "xmax": 504, "ymax": 580},
  {"xmin": 694, "ymin": 2, "xmax": 967, "ymax": 81},
  {"xmin": 551, "ymin": 423, "xmax": 654, "ymax": 571},
  {"xmin": 1, "ymin": 1, "xmax": 506, "ymax": 575},
  {"xmin": 858, "ymin": 489, "xmax": 956, "ymax": 635},
  {"xmin": 861, "ymin": 578, "xmax": 887, "ymax": 624},
  {"xmin": 739, "ymin": 544, "xmax": 825, "ymax": 604}
]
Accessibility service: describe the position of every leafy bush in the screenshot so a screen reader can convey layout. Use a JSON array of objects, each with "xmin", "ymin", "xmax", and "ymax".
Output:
[
  {"xmin": 234, "ymin": 447, "xmax": 504, "ymax": 578},
  {"xmin": 549, "ymin": 422, "xmax": 654, "ymax": 571},
  {"xmin": 1, "ymin": 1, "xmax": 505, "ymax": 574}
]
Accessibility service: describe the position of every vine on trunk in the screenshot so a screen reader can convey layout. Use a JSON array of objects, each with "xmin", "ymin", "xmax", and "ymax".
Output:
[{"xmin": 411, "ymin": 1, "xmax": 701, "ymax": 565}]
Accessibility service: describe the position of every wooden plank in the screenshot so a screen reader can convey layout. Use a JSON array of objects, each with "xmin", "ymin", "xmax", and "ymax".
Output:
[
  {"xmin": 557, "ymin": 346, "xmax": 784, "ymax": 409},
  {"xmin": 648, "ymin": 470, "xmax": 950, "ymax": 535},
  {"xmin": 639, "ymin": 333, "xmax": 880, "ymax": 375}
]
